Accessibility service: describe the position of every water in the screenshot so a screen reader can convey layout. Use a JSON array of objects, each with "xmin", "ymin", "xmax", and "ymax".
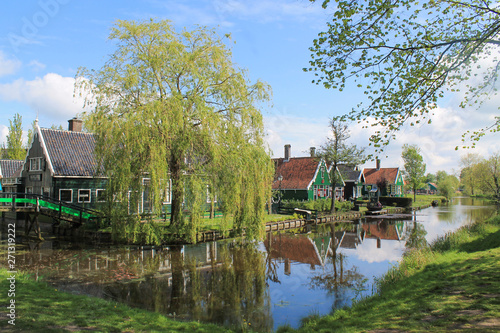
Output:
[{"xmin": 1, "ymin": 197, "xmax": 496, "ymax": 331}]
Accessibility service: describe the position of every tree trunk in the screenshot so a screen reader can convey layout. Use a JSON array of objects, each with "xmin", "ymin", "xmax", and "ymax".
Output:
[
  {"xmin": 170, "ymin": 155, "xmax": 184, "ymax": 230},
  {"xmin": 329, "ymin": 165, "xmax": 337, "ymax": 214}
]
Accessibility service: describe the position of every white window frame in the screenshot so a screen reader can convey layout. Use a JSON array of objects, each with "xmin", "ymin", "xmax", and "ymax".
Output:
[
  {"xmin": 78, "ymin": 189, "xmax": 91, "ymax": 203},
  {"xmin": 29, "ymin": 157, "xmax": 42, "ymax": 172},
  {"xmin": 163, "ymin": 179, "xmax": 172, "ymax": 204},
  {"xmin": 206, "ymin": 185, "xmax": 217, "ymax": 203},
  {"xmin": 96, "ymin": 189, "xmax": 106, "ymax": 202},
  {"xmin": 59, "ymin": 189, "xmax": 73, "ymax": 203}
]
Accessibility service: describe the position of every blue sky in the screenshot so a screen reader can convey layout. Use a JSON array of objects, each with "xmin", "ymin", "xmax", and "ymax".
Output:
[{"xmin": 0, "ymin": 0, "xmax": 498, "ymax": 173}]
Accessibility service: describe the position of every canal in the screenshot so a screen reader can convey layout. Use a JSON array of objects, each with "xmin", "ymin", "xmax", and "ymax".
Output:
[{"xmin": 1, "ymin": 197, "xmax": 497, "ymax": 332}]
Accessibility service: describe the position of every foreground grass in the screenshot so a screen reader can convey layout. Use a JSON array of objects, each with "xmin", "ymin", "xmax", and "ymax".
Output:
[
  {"xmin": 0, "ymin": 269, "xmax": 232, "ymax": 333},
  {"xmin": 279, "ymin": 214, "xmax": 500, "ymax": 332}
]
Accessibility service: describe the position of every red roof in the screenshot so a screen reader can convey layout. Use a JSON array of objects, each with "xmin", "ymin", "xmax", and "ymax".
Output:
[
  {"xmin": 363, "ymin": 167, "xmax": 399, "ymax": 185},
  {"xmin": 362, "ymin": 222, "xmax": 400, "ymax": 241},
  {"xmin": 264, "ymin": 233, "xmax": 322, "ymax": 267},
  {"xmin": 272, "ymin": 157, "xmax": 320, "ymax": 190}
]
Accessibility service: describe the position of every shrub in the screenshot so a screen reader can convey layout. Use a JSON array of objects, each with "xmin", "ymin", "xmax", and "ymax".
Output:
[{"xmin": 379, "ymin": 196, "xmax": 412, "ymax": 208}]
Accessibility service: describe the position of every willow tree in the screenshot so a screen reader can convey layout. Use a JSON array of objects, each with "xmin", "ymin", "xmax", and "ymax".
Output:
[
  {"xmin": 308, "ymin": 0, "xmax": 500, "ymax": 150},
  {"xmin": 76, "ymin": 20, "xmax": 273, "ymax": 242}
]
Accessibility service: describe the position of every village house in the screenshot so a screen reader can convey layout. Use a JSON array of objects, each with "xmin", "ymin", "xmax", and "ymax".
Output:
[
  {"xmin": 362, "ymin": 159, "xmax": 405, "ymax": 198},
  {"xmin": 336, "ymin": 164, "xmax": 365, "ymax": 201},
  {"xmin": 21, "ymin": 118, "xmax": 107, "ymax": 209},
  {"xmin": 272, "ymin": 145, "xmax": 344, "ymax": 202},
  {"xmin": 0, "ymin": 159, "xmax": 24, "ymax": 194},
  {"xmin": 19, "ymin": 118, "xmax": 218, "ymax": 215}
]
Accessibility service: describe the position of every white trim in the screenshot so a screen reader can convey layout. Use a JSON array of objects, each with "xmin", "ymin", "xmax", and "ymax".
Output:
[
  {"xmin": 78, "ymin": 189, "xmax": 91, "ymax": 203},
  {"xmin": 53, "ymin": 176, "xmax": 106, "ymax": 179},
  {"xmin": 59, "ymin": 189, "xmax": 73, "ymax": 203},
  {"xmin": 96, "ymin": 189, "xmax": 106, "ymax": 202},
  {"xmin": 307, "ymin": 159, "xmax": 325, "ymax": 190},
  {"xmin": 37, "ymin": 125, "xmax": 55, "ymax": 176}
]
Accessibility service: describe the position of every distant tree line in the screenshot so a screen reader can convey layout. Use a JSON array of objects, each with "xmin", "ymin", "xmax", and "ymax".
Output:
[{"xmin": 460, "ymin": 153, "xmax": 500, "ymax": 201}]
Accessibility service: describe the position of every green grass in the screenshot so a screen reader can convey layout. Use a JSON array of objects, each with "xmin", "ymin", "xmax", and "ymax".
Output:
[
  {"xmin": 0, "ymin": 269, "xmax": 234, "ymax": 333},
  {"xmin": 278, "ymin": 214, "xmax": 500, "ymax": 332},
  {"xmin": 406, "ymin": 194, "xmax": 447, "ymax": 208}
]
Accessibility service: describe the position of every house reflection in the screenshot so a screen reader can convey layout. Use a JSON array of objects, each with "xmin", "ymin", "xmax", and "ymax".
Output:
[{"xmin": 14, "ymin": 240, "xmax": 273, "ymax": 332}]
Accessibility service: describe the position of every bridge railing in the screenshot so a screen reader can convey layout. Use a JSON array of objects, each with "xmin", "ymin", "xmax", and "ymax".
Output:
[{"xmin": 0, "ymin": 192, "xmax": 104, "ymax": 224}]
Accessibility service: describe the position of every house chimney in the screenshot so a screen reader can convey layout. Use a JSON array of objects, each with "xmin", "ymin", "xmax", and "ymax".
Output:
[
  {"xmin": 68, "ymin": 117, "xmax": 83, "ymax": 132},
  {"xmin": 284, "ymin": 144, "xmax": 291, "ymax": 161},
  {"xmin": 376, "ymin": 158, "xmax": 381, "ymax": 170},
  {"xmin": 310, "ymin": 147, "xmax": 316, "ymax": 157}
]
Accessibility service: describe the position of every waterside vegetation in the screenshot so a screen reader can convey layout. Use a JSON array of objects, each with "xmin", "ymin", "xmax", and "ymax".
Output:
[{"xmin": 278, "ymin": 213, "xmax": 500, "ymax": 332}]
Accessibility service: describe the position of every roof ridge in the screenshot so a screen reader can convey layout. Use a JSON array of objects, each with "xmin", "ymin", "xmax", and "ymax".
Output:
[{"xmin": 40, "ymin": 127, "xmax": 94, "ymax": 135}]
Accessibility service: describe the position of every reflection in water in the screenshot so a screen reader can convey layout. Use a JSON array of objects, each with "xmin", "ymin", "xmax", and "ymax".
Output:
[{"xmin": 2, "ymin": 197, "xmax": 496, "ymax": 331}]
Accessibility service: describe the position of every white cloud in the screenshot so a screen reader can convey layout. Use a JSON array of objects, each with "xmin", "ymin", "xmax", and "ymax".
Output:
[
  {"xmin": 265, "ymin": 112, "xmax": 329, "ymax": 158},
  {"xmin": 265, "ymin": 100, "xmax": 498, "ymax": 174},
  {"xmin": 0, "ymin": 51, "xmax": 22, "ymax": 77},
  {"xmin": 0, "ymin": 73, "xmax": 86, "ymax": 122},
  {"xmin": 28, "ymin": 60, "xmax": 46, "ymax": 72},
  {"xmin": 0, "ymin": 125, "xmax": 8, "ymax": 146}
]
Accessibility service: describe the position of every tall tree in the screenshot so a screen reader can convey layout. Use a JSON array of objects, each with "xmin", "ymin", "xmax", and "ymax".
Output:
[
  {"xmin": 476, "ymin": 153, "xmax": 500, "ymax": 201},
  {"xmin": 308, "ymin": 0, "xmax": 500, "ymax": 150},
  {"xmin": 460, "ymin": 153, "xmax": 481, "ymax": 196},
  {"xmin": 402, "ymin": 144, "xmax": 426, "ymax": 203},
  {"xmin": 318, "ymin": 117, "xmax": 366, "ymax": 213},
  {"xmin": 76, "ymin": 20, "xmax": 273, "ymax": 242},
  {"xmin": 4, "ymin": 113, "xmax": 26, "ymax": 160},
  {"xmin": 438, "ymin": 175, "xmax": 460, "ymax": 199}
]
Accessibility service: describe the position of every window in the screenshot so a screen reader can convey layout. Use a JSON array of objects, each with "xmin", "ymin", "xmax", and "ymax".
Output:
[
  {"xmin": 163, "ymin": 179, "xmax": 172, "ymax": 204},
  {"xmin": 41, "ymin": 187, "xmax": 50, "ymax": 198},
  {"xmin": 30, "ymin": 158, "xmax": 42, "ymax": 171},
  {"xmin": 78, "ymin": 189, "xmax": 91, "ymax": 203},
  {"xmin": 59, "ymin": 189, "xmax": 72, "ymax": 203},
  {"xmin": 96, "ymin": 189, "xmax": 106, "ymax": 202}
]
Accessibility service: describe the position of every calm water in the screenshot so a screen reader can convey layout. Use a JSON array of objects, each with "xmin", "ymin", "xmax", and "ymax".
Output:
[{"xmin": 1, "ymin": 197, "xmax": 496, "ymax": 331}]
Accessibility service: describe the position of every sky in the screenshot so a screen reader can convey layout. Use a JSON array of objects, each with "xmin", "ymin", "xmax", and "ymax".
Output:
[{"xmin": 0, "ymin": 0, "xmax": 498, "ymax": 174}]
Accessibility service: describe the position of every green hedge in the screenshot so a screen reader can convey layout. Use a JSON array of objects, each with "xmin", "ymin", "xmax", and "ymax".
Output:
[{"xmin": 379, "ymin": 196, "xmax": 412, "ymax": 208}]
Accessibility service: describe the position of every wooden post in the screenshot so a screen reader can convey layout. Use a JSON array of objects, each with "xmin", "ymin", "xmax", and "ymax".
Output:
[{"xmin": 25, "ymin": 213, "xmax": 29, "ymax": 236}]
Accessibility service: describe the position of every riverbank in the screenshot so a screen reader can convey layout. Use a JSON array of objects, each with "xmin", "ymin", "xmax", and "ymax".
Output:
[
  {"xmin": 0, "ymin": 268, "xmax": 233, "ymax": 332},
  {"xmin": 278, "ymin": 213, "xmax": 500, "ymax": 332}
]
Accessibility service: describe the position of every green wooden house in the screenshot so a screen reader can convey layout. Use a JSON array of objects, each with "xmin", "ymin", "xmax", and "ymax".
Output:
[
  {"xmin": 272, "ymin": 145, "xmax": 342, "ymax": 201},
  {"xmin": 21, "ymin": 119, "xmax": 108, "ymax": 210},
  {"xmin": 362, "ymin": 160, "xmax": 405, "ymax": 198}
]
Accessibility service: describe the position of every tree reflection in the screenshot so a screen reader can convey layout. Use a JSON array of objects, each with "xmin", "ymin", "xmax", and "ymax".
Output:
[
  {"xmin": 308, "ymin": 224, "xmax": 365, "ymax": 306},
  {"xmin": 405, "ymin": 222, "xmax": 428, "ymax": 249}
]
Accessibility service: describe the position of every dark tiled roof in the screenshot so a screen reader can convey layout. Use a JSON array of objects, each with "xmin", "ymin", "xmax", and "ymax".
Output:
[
  {"xmin": 0, "ymin": 160, "xmax": 24, "ymax": 178},
  {"xmin": 40, "ymin": 128, "xmax": 98, "ymax": 177},
  {"xmin": 363, "ymin": 167, "xmax": 399, "ymax": 185},
  {"xmin": 337, "ymin": 164, "xmax": 362, "ymax": 182},
  {"xmin": 272, "ymin": 157, "xmax": 320, "ymax": 190}
]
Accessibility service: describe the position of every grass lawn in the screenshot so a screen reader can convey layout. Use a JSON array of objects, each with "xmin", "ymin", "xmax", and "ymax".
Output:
[
  {"xmin": 278, "ymin": 214, "xmax": 500, "ymax": 332},
  {"xmin": 406, "ymin": 194, "xmax": 447, "ymax": 208},
  {"xmin": 0, "ymin": 269, "xmax": 233, "ymax": 333}
]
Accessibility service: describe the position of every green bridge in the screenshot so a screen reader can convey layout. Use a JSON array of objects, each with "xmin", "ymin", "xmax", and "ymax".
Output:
[{"xmin": 0, "ymin": 192, "xmax": 103, "ymax": 239}]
